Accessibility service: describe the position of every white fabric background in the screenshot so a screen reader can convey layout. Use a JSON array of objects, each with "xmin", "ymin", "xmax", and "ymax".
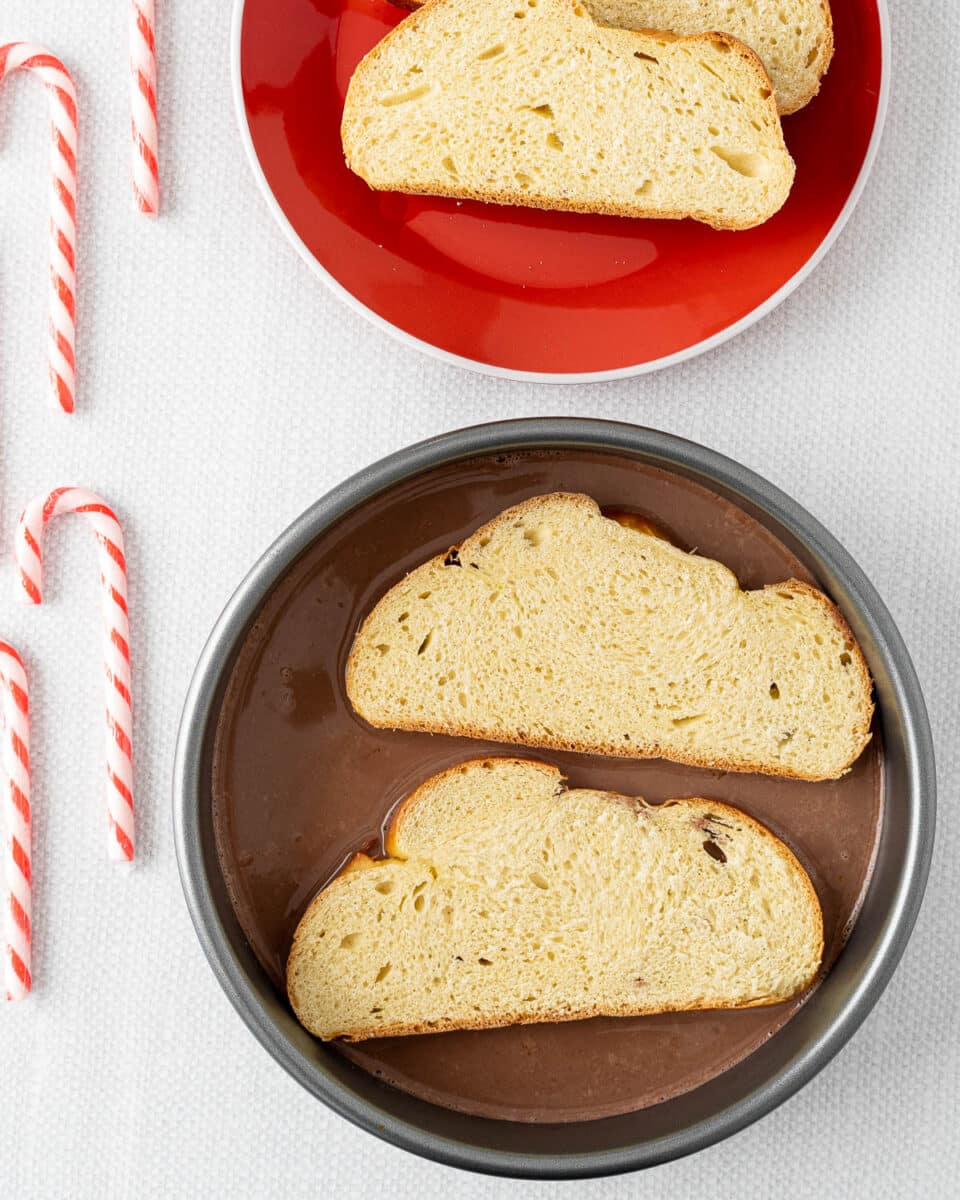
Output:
[{"xmin": 0, "ymin": 1, "xmax": 957, "ymax": 1196}]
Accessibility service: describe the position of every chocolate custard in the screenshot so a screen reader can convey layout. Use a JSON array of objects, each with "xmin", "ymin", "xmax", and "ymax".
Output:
[{"xmin": 212, "ymin": 451, "xmax": 882, "ymax": 1123}]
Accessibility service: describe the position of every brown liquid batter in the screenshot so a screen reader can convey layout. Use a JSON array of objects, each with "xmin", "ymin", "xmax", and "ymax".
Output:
[{"xmin": 212, "ymin": 450, "xmax": 882, "ymax": 1123}]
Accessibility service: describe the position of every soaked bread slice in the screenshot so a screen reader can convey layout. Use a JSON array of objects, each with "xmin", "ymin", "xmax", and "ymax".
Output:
[
  {"xmin": 346, "ymin": 493, "xmax": 873, "ymax": 781},
  {"xmin": 391, "ymin": 0, "xmax": 834, "ymax": 115},
  {"xmin": 287, "ymin": 759, "xmax": 824, "ymax": 1040},
  {"xmin": 341, "ymin": 0, "xmax": 795, "ymax": 230}
]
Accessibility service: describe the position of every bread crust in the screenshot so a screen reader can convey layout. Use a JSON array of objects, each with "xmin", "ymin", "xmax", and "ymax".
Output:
[
  {"xmin": 287, "ymin": 757, "xmax": 825, "ymax": 1040},
  {"xmin": 341, "ymin": 4, "xmax": 793, "ymax": 231},
  {"xmin": 384, "ymin": 0, "xmax": 834, "ymax": 116},
  {"xmin": 345, "ymin": 492, "xmax": 874, "ymax": 781}
]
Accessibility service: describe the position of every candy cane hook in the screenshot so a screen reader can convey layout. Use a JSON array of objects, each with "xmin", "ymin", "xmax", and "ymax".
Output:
[
  {"xmin": 0, "ymin": 644, "xmax": 31, "ymax": 1001},
  {"xmin": 16, "ymin": 489, "xmax": 134, "ymax": 863},
  {"xmin": 0, "ymin": 44, "xmax": 78, "ymax": 412},
  {"xmin": 129, "ymin": 1, "xmax": 159, "ymax": 215}
]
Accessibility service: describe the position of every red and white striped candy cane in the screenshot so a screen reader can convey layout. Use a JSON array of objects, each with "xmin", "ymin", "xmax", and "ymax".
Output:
[
  {"xmin": 129, "ymin": 1, "xmax": 159, "ymax": 215},
  {"xmin": 16, "ymin": 489, "xmax": 134, "ymax": 863},
  {"xmin": 0, "ymin": 44, "xmax": 78, "ymax": 412},
  {"xmin": 0, "ymin": 643, "xmax": 31, "ymax": 1001}
]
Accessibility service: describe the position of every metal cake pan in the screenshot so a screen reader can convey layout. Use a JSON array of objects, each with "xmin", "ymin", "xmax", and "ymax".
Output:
[{"xmin": 173, "ymin": 419, "xmax": 935, "ymax": 1178}]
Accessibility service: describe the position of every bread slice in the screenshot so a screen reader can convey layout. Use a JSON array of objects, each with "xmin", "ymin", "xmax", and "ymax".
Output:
[
  {"xmin": 287, "ymin": 758, "xmax": 824, "ymax": 1041},
  {"xmin": 346, "ymin": 493, "xmax": 873, "ymax": 781},
  {"xmin": 341, "ymin": 0, "xmax": 795, "ymax": 230},
  {"xmin": 390, "ymin": 0, "xmax": 833, "ymax": 115}
]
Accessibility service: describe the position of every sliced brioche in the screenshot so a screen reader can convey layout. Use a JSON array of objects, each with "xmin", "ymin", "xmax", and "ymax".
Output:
[
  {"xmin": 341, "ymin": 0, "xmax": 795, "ymax": 230},
  {"xmin": 346, "ymin": 493, "xmax": 873, "ymax": 781},
  {"xmin": 392, "ymin": 0, "xmax": 833, "ymax": 115},
  {"xmin": 287, "ymin": 758, "xmax": 824, "ymax": 1040}
]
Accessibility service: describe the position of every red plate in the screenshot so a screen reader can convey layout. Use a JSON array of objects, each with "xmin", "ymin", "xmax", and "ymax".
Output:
[{"xmin": 232, "ymin": 0, "xmax": 887, "ymax": 380}]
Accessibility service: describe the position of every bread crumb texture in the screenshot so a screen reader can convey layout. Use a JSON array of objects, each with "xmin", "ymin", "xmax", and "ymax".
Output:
[
  {"xmin": 287, "ymin": 759, "xmax": 824, "ymax": 1040},
  {"xmin": 347, "ymin": 493, "xmax": 873, "ymax": 781},
  {"xmin": 587, "ymin": 0, "xmax": 833, "ymax": 113},
  {"xmin": 341, "ymin": 0, "xmax": 796, "ymax": 229},
  {"xmin": 394, "ymin": 0, "xmax": 834, "ymax": 114}
]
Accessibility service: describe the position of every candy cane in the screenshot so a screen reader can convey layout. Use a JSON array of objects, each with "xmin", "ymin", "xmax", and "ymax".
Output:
[
  {"xmin": 16, "ymin": 489, "xmax": 134, "ymax": 863},
  {"xmin": 129, "ymin": 1, "xmax": 159, "ymax": 215},
  {"xmin": 0, "ymin": 44, "xmax": 78, "ymax": 412},
  {"xmin": 0, "ymin": 644, "xmax": 31, "ymax": 1001}
]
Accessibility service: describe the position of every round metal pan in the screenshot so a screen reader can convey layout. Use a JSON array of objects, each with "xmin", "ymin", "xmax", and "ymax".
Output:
[{"xmin": 174, "ymin": 419, "xmax": 935, "ymax": 1178}]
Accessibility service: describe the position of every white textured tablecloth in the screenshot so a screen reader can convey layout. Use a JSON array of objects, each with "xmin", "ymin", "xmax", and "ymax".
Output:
[{"xmin": 0, "ymin": 2, "xmax": 957, "ymax": 1196}]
